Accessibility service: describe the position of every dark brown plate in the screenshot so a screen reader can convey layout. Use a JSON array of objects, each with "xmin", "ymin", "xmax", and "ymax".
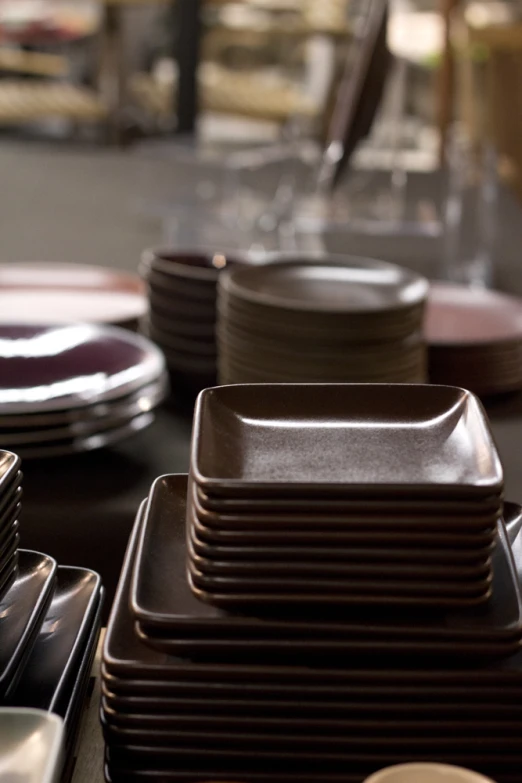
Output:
[
  {"xmin": 102, "ymin": 720, "xmax": 522, "ymax": 750},
  {"xmin": 0, "ymin": 261, "xmax": 147, "ymax": 326},
  {"xmin": 0, "ymin": 550, "xmax": 56, "ymax": 697},
  {"xmin": 102, "ymin": 698, "xmax": 522, "ymax": 737},
  {"xmin": 188, "ymin": 564, "xmax": 493, "ymax": 607},
  {"xmin": 191, "ymin": 385, "xmax": 502, "ymax": 498},
  {"xmin": 101, "ymin": 663, "xmax": 522, "ymax": 702},
  {"xmin": 191, "ymin": 481, "xmax": 498, "ymax": 533},
  {"xmin": 141, "ymin": 249, "xmax": 242, "ymax": 284},
  {"xmin": 191, "ymin": 510, "xmax": 497, "ymax": 548},
  {"xmin": 102, "ymin": 683, "xmax": 522, "ymax": 718},
  {"xmin": 189, "ymin": 521, "xmax": 494, "ymax": 566},
  {"xmin": 130, "ymin": 477, "xmax": 521, "ymax": 644},
  {"xmin": 220, "ymin": 258, "xmax": 428, "ymax": 315},
  {"xmin": 195, "ymin": 483, "xmax": 503, "ymax": 515},
  {"xmin": 0, "ymin": 453, "xmax": 21, "ymax": 496}
]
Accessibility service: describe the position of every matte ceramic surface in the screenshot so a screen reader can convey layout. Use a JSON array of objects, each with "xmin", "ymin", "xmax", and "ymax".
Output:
[
  {"xmin": 102, "ymin": 683, "xmax": 522, "ymax": 718},
  {"xmin": 10, "ymin": 566, "xmax": 102, "ymax": 713},
  {"xmin": 148, "ymin": 309, "xmax": 215, "ymax": 340},
  {"xmin": 191, "ymin": 480, "xmax": 498, "ymax": 533},
  {"xmin": 363, "ymin": 763, "xmax": 496, "ymax": 783},
  {"xmin": 141, "ymin": 249, "xmax": 243, "ymax": 283},
  {"xmin": 12, "ymin": 411, "xmax": 154, "ymax": 459},
  {"xmin": 108, "ymin": 505, "xmax": 522, "ymax": 681},
  {"xmin": 220, "ymin": 258, "xmax": 428, "ymax": 314},
  {"xmin": 426, "ymin": 283, "xmax": 522, "ymax": 346},
  {"xmin": 0, "ymin": 324, "xmax": 166, "ymax": 414},
  {"xmin": 130, "ymin": 479, "xmax": 520, "ymax": 647},
  {"xmin": 188, "ymin": 566, "xmax": 493, "ymax": 608},
  {"xmin": 103, "ymin": 697, "xmax": 522, "ymax": 736},
  {"xmin": 0, "ymin": 261, "xmax": 147, "ymax": 326},
  {"xmin": 192, "ymin": 385, "xmax": 503, "ymax": 497},
  {"xmin": 190, "ymin": 509, "xmax": 497, "ymax": 549},
  {"xmin": 195, "ymin": 484, "xmax": 503, "ymax": 516},
  {"xmin": 147, "ymin": 324, "xmax": 216, "ymax": 358},
  {"xmin": 0, "ymin": 708, "xmax": 64, "ymax": 783},
  {"xmin": 0, "ymin": 550, "xmax": 57, "ymax": 697},
  {"xmin": 0, "ymin": 376, "xmax": 168, "ymax": 429}
]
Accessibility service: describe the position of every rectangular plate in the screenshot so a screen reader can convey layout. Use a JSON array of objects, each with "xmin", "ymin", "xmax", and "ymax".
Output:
[
  {"xmin": 191, "ymin": 385, "xmax": 503, "ymax": 498},
  {"xmin": 126, "ymin": 476, "xmax": 522, "ymax": 650}
]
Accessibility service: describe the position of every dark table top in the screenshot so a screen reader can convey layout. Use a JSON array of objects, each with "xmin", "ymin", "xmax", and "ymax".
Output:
[{"xmin": 18, "ymin": 173, "xmax": 522, "ymax": 620}]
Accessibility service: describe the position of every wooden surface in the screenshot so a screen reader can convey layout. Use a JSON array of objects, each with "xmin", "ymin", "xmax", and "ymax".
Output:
[{"xmin": 71, "ymin": 632, "xmax": 106, "ymax": 783}]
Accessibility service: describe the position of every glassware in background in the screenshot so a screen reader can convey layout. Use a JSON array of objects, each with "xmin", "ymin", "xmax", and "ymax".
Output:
[{"xmin": 442, "ymin": 125, "xmax": 498, "ymax": 288}]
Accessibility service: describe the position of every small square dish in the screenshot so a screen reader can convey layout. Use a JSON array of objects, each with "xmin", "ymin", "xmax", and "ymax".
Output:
[{"xmin": 191, "ymin": 385, "xmax": 503, "ymax": 499}]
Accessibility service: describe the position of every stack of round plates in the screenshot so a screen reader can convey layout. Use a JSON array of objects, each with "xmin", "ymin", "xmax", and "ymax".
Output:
[
  {"xmin": 217, "ymin": 256, "xmax": 429, "ymax": 384},
  {"xmin": 139, "ymin": 249, "xmax": 247, "ymax": 393},
  {"xmin": 0, "ymin": 324, "xmax": 167, "ymax": 458},
  {"xmin": 426, "ymin": 283, "xmax": 522, "ymax": 396},
  {"xmin": 0, "ymin": 262, "xmax": 147, "ymax": 329}
]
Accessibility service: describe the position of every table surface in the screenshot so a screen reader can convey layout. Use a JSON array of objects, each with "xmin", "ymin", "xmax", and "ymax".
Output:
[{"xmin": 71, "ymin": 632, "xmax": 106, "ymax": 783}]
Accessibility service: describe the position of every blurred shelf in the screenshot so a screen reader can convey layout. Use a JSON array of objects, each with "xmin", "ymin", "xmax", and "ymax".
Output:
[
  {"xmin": 130, "ymin": 64, "xmax": 318, "ymax": 123},
  {"xmin": 0, "ymin": 82, "xmax": 107, "ymax": 123}
]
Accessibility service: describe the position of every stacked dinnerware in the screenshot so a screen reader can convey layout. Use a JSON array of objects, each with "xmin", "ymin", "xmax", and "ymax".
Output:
[
  {"xmin": 0, "ymin": 451, "xmax": 22, "ymax": 600},
  {"xmin": 102, "ymin": 383, "xmax": 522, "ymax": 783},
  {"xmin": 0, "ymin": 448, "xmax": 103, "ymax": 779},
  {"xmin": 139, "ymin": 249, "xmax": 246, "ymax": 393},
  {"xmin": 0, "ymin": 324, "xmax": 167, "ymax": 458},
  {"xmin": 188, "ymin": 385, "xmax": 502, "ymax": 607},
  {"xmin": 217, "ymin": 257, "xmax": 429, "ymax": 384},
  {"xmin": 426, "ymin": 283, "xmax": 522, "ymax": 396}
]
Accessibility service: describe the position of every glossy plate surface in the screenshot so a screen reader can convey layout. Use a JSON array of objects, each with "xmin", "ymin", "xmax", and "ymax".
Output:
[
  {"xmin": 0, "ymin": 261, "xmax": 146, "ymax": 326},
  {"xmin": 0, "ymin": 324, "xmax": 165, "ymax": 414},
  {"xmin": 0, "ymin": 550, "xmax": 57, "ymax": 696},
  {"xmin": 10, "ymin": 566, "xmax": 102, "ymax": 713},
  {"xmin": 0, "ymin": 708, "xmax": 63, "ymax": 783},
  {"xmin": 192, "ymin": 385, "xmax": 503, "ymax": 497}
]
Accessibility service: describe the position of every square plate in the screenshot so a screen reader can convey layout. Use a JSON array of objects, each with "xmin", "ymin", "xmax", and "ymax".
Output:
[
  {"xmin": 129, "ymin": 476, "xmax": 522, "ymax": 646},
  {"xmin": 190, "ymin": 507, "xmax": 497, "ymax": 549},
  {"xmin": 191, "ymin": 385, "xmax": 503, "ymax": 499}
]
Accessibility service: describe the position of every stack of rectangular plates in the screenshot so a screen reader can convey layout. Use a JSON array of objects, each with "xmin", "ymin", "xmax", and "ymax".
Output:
[
  {"xmin": 217, "ymin": 257, "xmax": 429, "ymax": 384},
  {"xmin": 102, "ymin": 502, "xmax": 522, "ymax": 783},
  {"xmin": 133, "ymin": 475, "xmax": 522, "ymax": 663},
  {"xmin": 139, "ymin": 249, "xmax": 247, "ymax": 393},
  {"xmin": 187, "ymin": 385, "xmax": 503, "ymax": 608},
  {"xmin": 0, "ymin": 451, "xmax": 22, "ymax": 600}
]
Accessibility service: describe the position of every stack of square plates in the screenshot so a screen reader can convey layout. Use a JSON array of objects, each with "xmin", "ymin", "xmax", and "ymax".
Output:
[
  {"xmin": 187, "ymin": 385, "xmax": 503, "ymax": 608},
  {"xmin": 139, "ymin": 249, "xmax": 246, "ymax": 393},
  {"xmin": 102, "ymin": 495, "xmax": 522, "ymax": 783},
  {"xmin": 0, "ymin": 451, "xmax": 22, "ymax": 601},
  {"xmin": 0, "ymin": 324, "xmax": 167, "ymax": 458},
  {"xmin": 134, "ymin": 475, "xmax": 522, "ymax": 663},
  {"xmin": 217, "ymin": 257, "xmax": 429, "ymax": 384},
  {"xmin": 426, "ymin": 283, "xmax": 522, "ymax": 396}
]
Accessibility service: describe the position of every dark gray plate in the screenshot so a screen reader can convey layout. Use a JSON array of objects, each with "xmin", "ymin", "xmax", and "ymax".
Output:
[
  {"xmin": 0, "ymin": 550, "xmax": 57, "ymax": 697},
  {"xmin": 10, "ymin": 566, "xmax": 102, "ymax": 713}
]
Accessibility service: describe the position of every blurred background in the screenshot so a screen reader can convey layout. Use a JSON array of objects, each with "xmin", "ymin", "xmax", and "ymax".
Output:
[{"xmin": 0, "ymin": 0, "xmax": 520, "ymax": 289}]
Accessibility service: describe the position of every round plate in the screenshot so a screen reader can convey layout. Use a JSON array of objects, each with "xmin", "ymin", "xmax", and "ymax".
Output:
[
  {"xmin": 141, "ymin": 249, "xmax": 245, "ymax": 284},
  {"xmin": 425, "ymin": 283, "xmax": 522, "ymax": 346},
  {"xmin": 221, "ymin": 257, "xmax": 428, "ymax": 314},
  {"xmin": 0, "ymin": 262, "xmax": 147, "ymax": 326},
  {"xmin": 0, "ymin": 324, "xmax": 166, "ymax": 414}
]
